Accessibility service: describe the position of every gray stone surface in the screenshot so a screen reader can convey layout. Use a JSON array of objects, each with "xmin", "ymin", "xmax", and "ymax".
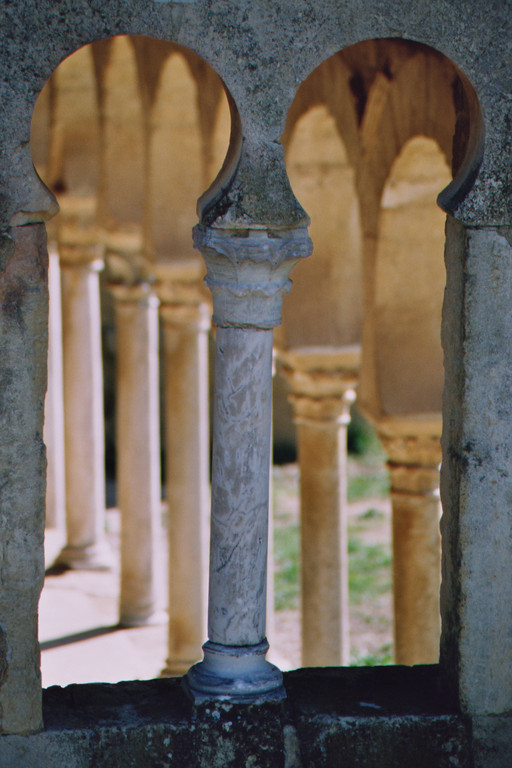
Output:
[
  {"xmin": 0, "ymin": 1, "xmax": 512, "ymax": 229},
  {"xmin": 0, "ymin": 667, "xmax": 475, "ymax": 767},
  {"xmin": 441, "ymin": 221, "xmax": 512, "ymax": 716},
  {"xmin": 0, "ymin": 225, "xmax": 48, "ymax": 733}
]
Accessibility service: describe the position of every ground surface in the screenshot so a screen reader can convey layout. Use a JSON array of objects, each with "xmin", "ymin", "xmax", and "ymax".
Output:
[{"xmin": 40, "ymin": 456, "xmax": 392, "ymax": 687}]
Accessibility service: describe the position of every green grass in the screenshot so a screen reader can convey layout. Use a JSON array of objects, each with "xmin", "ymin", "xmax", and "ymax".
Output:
[
  {"xmin": 347, "ymin": 471, "xmax": 390, "ymax": 502},
  {"xmin": 348, "ymin": 538, "xmax": 391, "ymax": 605},
  {"xmin": 274, "ymin": 524, "xmax": 300, "ymax": 611},
  {"xmin": 350, "ymin": 644, "xmax": 393, "ymax": 667},
  {"xmin": 273, "ymin": 524, "xmax": 391, "ymax": 612}
]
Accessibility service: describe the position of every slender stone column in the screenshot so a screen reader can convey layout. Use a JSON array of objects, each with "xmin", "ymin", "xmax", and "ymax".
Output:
[
  {"xmin": 44, "ymin": 244, "xmax": 66, "ymax": 530},
  {"xmin": 156, "ymin": 261, "xmax": 211, "ymax": 674},
  {"xmin": 112, "ymin": 280, "xmax": 162, "ymax": 626},
  {"xmin": 280, "ymin": 346, "xmax": 360, "ymax": 666},
  {"xmin": 186, "ymin": 225, "xmax": 312, "ymax": 702},
  {"xmin": 378, "ymin": 422, "xmax": 442, "ymax": 665},
  {"xmin": 54, "ymin": 225, "xmax": 112, "ymax": 570}
]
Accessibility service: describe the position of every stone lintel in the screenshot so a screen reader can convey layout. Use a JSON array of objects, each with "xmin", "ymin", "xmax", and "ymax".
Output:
[{"xmin": 194, "ymin": 225, "xmax": 312, "ymax": 329}]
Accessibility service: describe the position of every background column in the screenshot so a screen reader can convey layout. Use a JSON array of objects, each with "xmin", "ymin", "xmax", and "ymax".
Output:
[
  {"xmin": 280, "ymin": 346, "xmax": 359, "ymax": 666},
  {"xmin": 44, "ymin": 243, "xmax": 66, "ymax": 531},
  {"xmin": 157, "ymin": 262, "xmax": 210, "ymax": 674},
  {"xmin": 112, "ymin": 280, "xmax": 162, "ymax": 626},
  {"xmin": 55, "ymin": 226, "xmax": 112, "ymax": 570},
  {"xmin": 378, "ymin": 423, "xmax": 442, "ymax": 665}
]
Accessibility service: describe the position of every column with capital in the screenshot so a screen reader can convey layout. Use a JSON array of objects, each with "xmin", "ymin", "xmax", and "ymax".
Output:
[
  {"xmin": 186, "ymin": 225, "xmax": 312, "ymax": 702},
  {"xmin": 54, "ymin": 205, "xmax": 112, "ymax": 570},
  {"xmin": 44, "ymin": 243, "xmax": 66, "ymax": 532},
  {"xmin": 156, "ymin": 260, "xmax": 211, "ymax": 674},
  {"xmin": 280, "ymin": 346, "xmax": 360, "ymax": 666},
  {"xmin": 378, "ymin": 421, "xmax": 442, "ymax": 665},
  {"xmin": 106, "ymin": 232, "xmax": 163, "ymax": 626}
]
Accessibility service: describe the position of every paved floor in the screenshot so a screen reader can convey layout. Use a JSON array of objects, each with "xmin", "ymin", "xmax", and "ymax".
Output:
[{"xmin": 40, "ymin": 508, "xmax": 293, "ymax": 689}]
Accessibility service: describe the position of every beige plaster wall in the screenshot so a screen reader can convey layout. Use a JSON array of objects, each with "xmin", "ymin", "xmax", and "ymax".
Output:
[
  {"xmin": 283, "ymin": 104, "xmax": 362, "ymax": 349},
  {"xmin": 375, "ymin": 136, "xmax": 451, "ymax": 415}
]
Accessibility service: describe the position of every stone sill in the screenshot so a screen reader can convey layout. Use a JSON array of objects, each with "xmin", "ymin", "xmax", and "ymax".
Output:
[{"xmin": 0, "ymin": 666, "xmax": 489, "ymax": 767}]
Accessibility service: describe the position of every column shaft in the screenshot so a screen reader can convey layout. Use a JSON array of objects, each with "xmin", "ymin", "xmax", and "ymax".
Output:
[
  {"xmin": 208, "ymin": 327, "xmax": 273, "ymax": 646},
  {"xmin": 391, "ymin": 487, "xmax": 441, "ymax": 664},
  {"xmin": 380, "ymin": 430, "xmax": 442, "ymax": 665},
  {"xmin": 162, "ymin": 303, "xmax": 210, "ymax": 673},
  {"xmin": 114, "ymin": 286, "xmax": 161, "ymax": 626},
  {"xmin": 44, "ymin": 245, "xmax": 66, "ymax": 530},
  {"xmin": 296, "ymin": 411, "xmax": 350, "ymax": 665},
  {"xmin": 56, "ymin": 247, "xmax": 111, "ymax": 569}
]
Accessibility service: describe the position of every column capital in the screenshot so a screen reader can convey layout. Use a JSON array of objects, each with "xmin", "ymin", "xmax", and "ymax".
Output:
[
  {"xmin": 376, "ymin": 418, "xmax": 442, "ymax": 496},
  {"xmin": 194, "ymin": 225, "xmax": 312, "ymax": 329},
  {"xmin": 110, "ymin": 281, "xmax": 159, "ymax": 309},
  {"xmin": 279, "ymin": 345, "xmax": 360, "ymax": 426},
  {"xmin": 54, "ymin": 195, "xmax": 103, "ymax": 268},
  {"xmin": 155, "ymin": 259, "xmax": 211, "ymax": 333}
]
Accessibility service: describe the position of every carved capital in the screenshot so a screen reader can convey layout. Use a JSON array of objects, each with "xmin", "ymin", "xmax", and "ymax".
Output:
[
  {"xmin": 103, "ymin": 229, "xmax": 153, "ymax": 288},
  {"xmin": 160, "ymin": 301, "xmax": 211, "ymax": 334},
  {"xmin": 377, "ymin": 426, "xmax": 442, "ymax": 497},
  {"xmin": 194, "ymin": 225, "xmax": 312, "ymax": 329},
  {"xmin": 110, "ymin": 281, "xmax": 159, "ymax": 310},
  {"xmin": 154, "ymin": 258, "xmax": 208, "ymax": 308},
  {"xmin": 279, "ymin": 346, "xmax": 361, "ymax": 427}
]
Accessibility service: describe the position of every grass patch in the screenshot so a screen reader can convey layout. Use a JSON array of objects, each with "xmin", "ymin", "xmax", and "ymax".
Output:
[
  {"xmin": 350, "ymin": 644, "xmax": 393, "ymax": 667},
  {"xmin": 274, "ymin": 524, "xmax": 300, "ymax": 611},
  {"xmin": 348, "ymin": 537, "xmax": 391, "ymax": 605},
  {"xmin": 347, "ymin": 471, "xmax": 390, "ymax": 502}
]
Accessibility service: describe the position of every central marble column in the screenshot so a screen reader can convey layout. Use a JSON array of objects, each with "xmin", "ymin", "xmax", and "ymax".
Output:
[{"xmin": 186, "ymin": 225, "xmax": 311, "ymax": 702}]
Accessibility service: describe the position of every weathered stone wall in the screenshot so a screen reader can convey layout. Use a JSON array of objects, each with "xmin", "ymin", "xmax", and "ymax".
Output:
[{"xmin": 0, "ymin": 667, "xmax": 474, "ymax": 768}]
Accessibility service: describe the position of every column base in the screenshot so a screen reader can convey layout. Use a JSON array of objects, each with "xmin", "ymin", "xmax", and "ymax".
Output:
[
  {"xmin": 52, "ymin": 541, "xmax": 114, "ymax": 571},
  {"xmin": 161, "ymin": 658, "xmax": 199, "ymax": 677},
  {"xmin": 119, "ymin": 609, "xmax": 168, "ymax": 629},
  {"xmin": 184, "ymin": 640, "xmax": 286, "ymax": 704}
]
